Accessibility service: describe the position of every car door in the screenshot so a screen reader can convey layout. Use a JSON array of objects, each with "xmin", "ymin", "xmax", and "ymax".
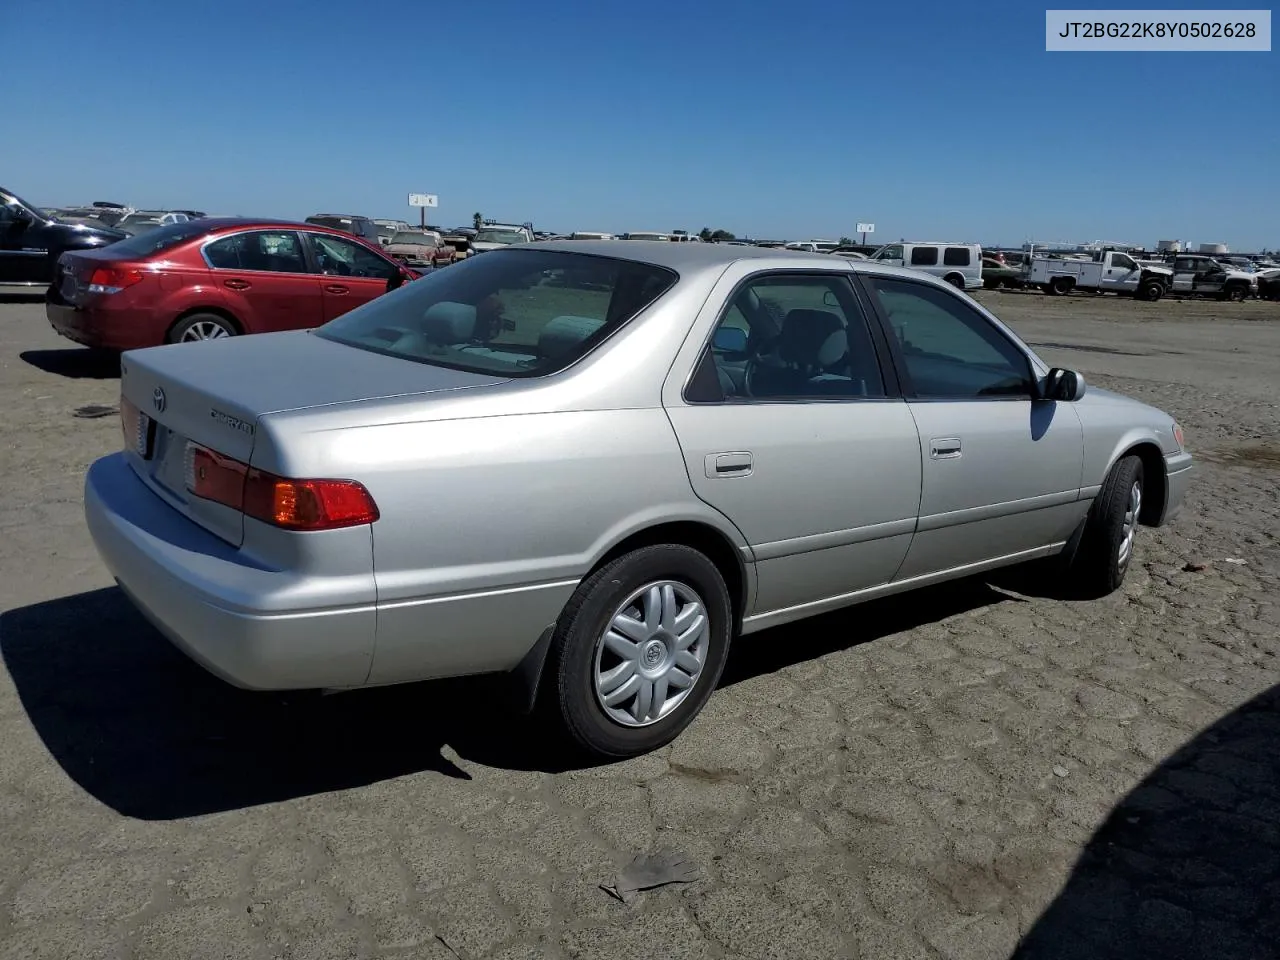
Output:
[
  {"xmin": 664, "ymin": 269, "xmax": 922, "ymax": 619},
  {"xmin": 1100, "ymin": 252, "xmax": 1139, "ymax": 291},
  {"xmin": 858, "ymin": 273, "xmax": 1086, "ymax": 580},
  {"xmin": 304, "ymin": 232, "xmax": 399, "ymax": 321},
  {"xmin": 201, "ymin": 229, "xmax": 324, "ymax": 333},
  {"xmin": 1170, "ymin": 257, "xmax": 1197, "ymax": 294},
  {"xmin": 0, "ymin": 199, "xmax": 42, "ymax": 283}
]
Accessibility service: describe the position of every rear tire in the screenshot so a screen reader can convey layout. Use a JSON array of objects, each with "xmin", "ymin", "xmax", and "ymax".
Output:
[
  {"xmin": 1050, "ymin": 276, "xmax": 1074, "ymax": 297},
  {"xmin": 1137, "ymin": 279, "xmax": 1165, "ymax": 302},
  {"xmin": 545, "ymin": 544, "xmax": 733, "ymax": 759},
  {"xmin": 1062, "ymin": 455, "xmax": 1144, "ymax": 599},
  {"xmin": 168, "ymin": 313, "xmax": 237, "ymax": 344},
  {"xmin": 944, "ymin": 273, "xmax": 966, "ymax": 290}
]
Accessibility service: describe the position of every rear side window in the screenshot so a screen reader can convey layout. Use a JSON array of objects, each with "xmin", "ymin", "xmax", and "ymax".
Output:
[
  {"xmin": 205, "ymin": 231, "xmax": 307, "ymax": 273},
  {"xmin": 943, "ymin": 247, "xmax": 971, "ymax": 266},
  {"xmin": 910, "ymin": 246, "xmax": 939, "ymax": 266},
  {"xmin": 316, "ymin": 249, "xmax": 676, "ymax": 378}
]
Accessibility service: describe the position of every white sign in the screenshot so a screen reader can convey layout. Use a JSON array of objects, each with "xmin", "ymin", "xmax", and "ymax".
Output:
[
  {"xmin": 408, "ymin": 193, "xmax": 438, "ymax": 208},
  {"xmin": 856, "ymin": 222, "xmax": 875, "ymax": 234}
]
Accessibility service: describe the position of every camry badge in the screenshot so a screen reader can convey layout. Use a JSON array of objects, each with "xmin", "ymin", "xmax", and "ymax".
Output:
[{"xmin": 152, "ymin": 387, "xmax": 166, "ymax": 413}]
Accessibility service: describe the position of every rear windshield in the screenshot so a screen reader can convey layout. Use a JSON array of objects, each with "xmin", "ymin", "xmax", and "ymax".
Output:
[
  {"xmin": 105, "ymin": 219, "xmax": 218, "ymax": 256},
  {"xmin": 315, "ymin": 249, "xmax": 677, "ymax": 378}
]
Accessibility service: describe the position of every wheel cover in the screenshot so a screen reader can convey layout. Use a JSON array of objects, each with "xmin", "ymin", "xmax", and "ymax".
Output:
[
  {"xmin": 592, "ymin": 580, "xmax": 709, "ymax": 728},
  {"xmin": 1118, "ymin": 480, "xmax": 1142, "ymax": 568},
  {"xmin": 181, "ymin": 320, "xmax": 231, "ymax": 341}
]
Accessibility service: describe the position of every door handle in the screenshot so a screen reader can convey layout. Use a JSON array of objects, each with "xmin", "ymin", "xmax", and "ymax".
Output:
[
  {"xmin": 705, "ymin": 452, "xmax": 753, "ymax": 478},
  {"xmin": 930, "ymin": 438, "xmax": 962, "ymax": 459},
  {"xmin": 324, "ymin": 284, "xmax": 350, "ymax": 295},
  {"xmin": 223, "ymin": 278, "xmax": 250, "ymax": 290}
]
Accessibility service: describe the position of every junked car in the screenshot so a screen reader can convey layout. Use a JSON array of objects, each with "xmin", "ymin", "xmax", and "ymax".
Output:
[
  {"xmin": 84, "ymin": 242, "xmax": 1192, "ymax": 759},
  {"xmin": 385, "ymin": 230, "xmax": 457, "ymax": 267}
]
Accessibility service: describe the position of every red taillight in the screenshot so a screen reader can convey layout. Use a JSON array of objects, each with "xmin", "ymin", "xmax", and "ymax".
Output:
[
  {"xmin": 184, "ymin": 443, "xmax": 378, "ymax": 530},
  {"xmin": 88, "ymin": 266, "xmax": 145, "ymax": 294}
]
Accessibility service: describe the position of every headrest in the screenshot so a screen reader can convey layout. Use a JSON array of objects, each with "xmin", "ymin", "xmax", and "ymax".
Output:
[
  {"xmin": 538, "ymin": 315, "xmax": 606, "ymax": 359},
  {"xmin": 777, "ymin": 309, "xmax": 844, "ymax": 365},
  {"xmin": 420, "ymin": 301, "xmax": 477, "ymax": 343}
]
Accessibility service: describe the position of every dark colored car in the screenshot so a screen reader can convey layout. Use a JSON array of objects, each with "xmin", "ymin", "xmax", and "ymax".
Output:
[
  {"xmin": 1, "ymin": 187, "xmax": 126, "ymax": 288},
  {"xmin": 982, "ymin": 257, "xmax": 1024, "ymax": 289},
  {"xmin": 45, "ymin": 218, "xmax": 419, "ymax": 350},
  {"xmin": 304, "ymin": 214, "xmax": 381, "ymax": 247}
]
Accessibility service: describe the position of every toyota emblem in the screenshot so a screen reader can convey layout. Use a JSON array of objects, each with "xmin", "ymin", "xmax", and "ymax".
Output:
[{"xmin": 152, "ymin": 387, "xmax": 166, "ymax": 414}]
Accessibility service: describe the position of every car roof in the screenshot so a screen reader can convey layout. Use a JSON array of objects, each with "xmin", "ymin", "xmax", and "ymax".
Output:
[{"xmin": 521, "ymin": 238, "xmax": 867, "ymax": 272}]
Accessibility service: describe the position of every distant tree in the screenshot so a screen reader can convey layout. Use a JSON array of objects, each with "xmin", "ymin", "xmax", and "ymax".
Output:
[
  {"xmin": 839, "ymin": 236, "xmax": 855, "ymax": 246},
  {"xmin": 473, "ymin": 212, "xmax": 483, "ymax": 230},
  {"xmin": 699, "ymin": 227, "xmax": 712, "ymax": 241}
]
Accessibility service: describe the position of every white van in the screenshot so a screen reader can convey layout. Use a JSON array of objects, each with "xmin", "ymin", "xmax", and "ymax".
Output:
[{"xmin": 870, "ymin": 242, "xmax": 984, "ymax": 290}]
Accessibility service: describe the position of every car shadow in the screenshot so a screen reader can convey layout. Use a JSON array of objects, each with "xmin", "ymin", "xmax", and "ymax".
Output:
[
  {"xmin": 1, "ymin": 578, "xmax": 1010, "ymax": 820},
  {"xmin": 0, "ymin": 292, "xmax": 47, "ymax": 304},
  {"xmin": 1012, "ymin": 681, "xmax": 1280, "ymax": 959},
  {"xmin": 20, "ymin": 348, "xmax": 120, "ymax": 380}
]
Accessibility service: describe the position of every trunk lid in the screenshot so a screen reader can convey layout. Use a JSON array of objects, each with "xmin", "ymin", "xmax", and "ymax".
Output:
[
  {"xmin": 119, "ymin": 330, "xmax": 507, "ymax": 546},
  {"xmin": 55, "ymin": 248, "xmax": 135, "ymax": 306}
]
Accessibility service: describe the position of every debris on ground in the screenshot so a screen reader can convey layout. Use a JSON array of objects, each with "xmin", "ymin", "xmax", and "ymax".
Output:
[
  {"xmin": 1222, "ymin": 557, "xmax": 1248, "ymax": 565},
  {"xmin": 1182, "ymin": 561, "xmax": 1207, "ymax": 572},
  {"xmin": 601, "ymin": 851, "xmax": 700, "ymax": 903},
  {"xmin": 72, "ymin": 404, "xmax": 118, "ymax": 419},
  {"xmin": 1052, "ymin": 765, "xmax": 1069, "ymax": 778}
]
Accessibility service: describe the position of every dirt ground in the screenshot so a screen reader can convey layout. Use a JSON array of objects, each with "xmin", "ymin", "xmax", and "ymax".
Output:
[{"xmin": 0, "ymin": 289, "xmax": 1277, "ymax": 959}]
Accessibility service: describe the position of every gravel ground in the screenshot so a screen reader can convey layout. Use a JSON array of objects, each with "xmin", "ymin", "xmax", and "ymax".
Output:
[{"xmin": 0, "ymin": 290, "xmax": 1277, "ymax": 960}]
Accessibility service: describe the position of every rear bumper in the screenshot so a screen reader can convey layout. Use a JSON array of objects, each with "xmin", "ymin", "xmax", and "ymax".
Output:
[
  {"xmin": 1160, "ymin": 451, "xmax": 1193, "ymax": 525},
  {"xmin": 46, "ymin": 289, "xmax": 159, "ymax": 351},
  {"xmin": 84, "ymin": 453, "xmax": 376, "ymax": 689}
]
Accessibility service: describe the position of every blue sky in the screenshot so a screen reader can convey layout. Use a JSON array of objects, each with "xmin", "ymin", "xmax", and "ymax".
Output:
[{"xmin": 5, "ymin": 0, "xmax": 1277, "ymax": 249}]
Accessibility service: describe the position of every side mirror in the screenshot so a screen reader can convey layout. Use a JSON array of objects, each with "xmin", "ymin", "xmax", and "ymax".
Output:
[
  {"xmin": 712, "ymin": 327, "xmax": 748, "ymax": 354},
  {"xmin": 1043, "ymin": 367, "xmax": 1086, "ymax": 402},
  {"xmin": 386, "ymin": 268, "xmax": 409, "ymax": 292}
]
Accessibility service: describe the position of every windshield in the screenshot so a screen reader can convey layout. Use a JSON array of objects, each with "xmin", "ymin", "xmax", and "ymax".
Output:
[
  {"xmin": 106, "ymin": 220, "xmax": 219, "ymax": 257},
  {"xmin": 315, "ymin": 249, "xmax": 676, "ymax": 378},
  {"xmin": 2, "ymin": 190, "xmax": 47, "ymax": 220},
  {"xmin": 474, "ymin": 230, "xmax": 525, "ymax": 244},
  {"xmin": 392, "ymin": 232, "xmax": 437, "ymax": 244}
]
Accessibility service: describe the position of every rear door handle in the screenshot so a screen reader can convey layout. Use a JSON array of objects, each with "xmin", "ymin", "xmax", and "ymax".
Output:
[
  {"xmin": 324, "ymin": 284, "xmax": 349, "ymax": 295},
  {"xmin": 705, "ymin": 451, "xmax": 753, "ymax": 478},
  {"xmin": 930, "ymin": 438, "xmax": 962, "ymax": 459},
  {"xmin": 223, "ymin": 278, "xmax": 250, "ymax": 290}
]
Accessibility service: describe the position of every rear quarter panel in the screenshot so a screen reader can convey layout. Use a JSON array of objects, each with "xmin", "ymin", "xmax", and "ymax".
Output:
[{"xmin": 253, "ymin": 405, "xmax": 748, "ymax": 684}]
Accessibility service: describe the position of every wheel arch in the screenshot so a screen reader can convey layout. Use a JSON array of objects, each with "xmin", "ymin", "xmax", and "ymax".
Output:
[
  {"xmin": 167, "ymin": 306, "xmax": 243, "ymax": 340},
  {"xmin": 1110, "ymin": 440, "xmax": 1168, "ymax": 527}
]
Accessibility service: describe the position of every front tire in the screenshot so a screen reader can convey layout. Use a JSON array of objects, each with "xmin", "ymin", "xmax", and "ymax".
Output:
[
  {"xmin": 546, "ymin": 544, "xmax": 732, "ymax": 759},
  {"xmin": 1063, "ymin": 455, "xmax": 1144, "ymax": 599}
]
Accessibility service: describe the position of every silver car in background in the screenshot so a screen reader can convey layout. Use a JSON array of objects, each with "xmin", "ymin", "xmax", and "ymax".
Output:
[{"xmin": 84, "ymin": 241, "xmax": 1192, "ymax": 759}]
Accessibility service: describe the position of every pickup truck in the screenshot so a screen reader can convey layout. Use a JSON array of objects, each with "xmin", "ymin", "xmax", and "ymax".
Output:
[
  {"xmin": 470, "ymin": 222, "xmax": 535, "ymax": 254},
  {"xmin": 2, "ymin": 186, "xmax": 126, "ymax": 289},
  {"xmin": 1027, "ymin": 250, "xmax": 1171, "ymax": 301},
  {"xmin": 1165, "ymin": 254, "xmax": 1256, "ymax": 301}
]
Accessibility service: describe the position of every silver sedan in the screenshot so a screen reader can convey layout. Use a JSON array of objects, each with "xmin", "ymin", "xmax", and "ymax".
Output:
[{"xmin": 84, "ymin": 240, "xmax": 1192, "ymax": 758}]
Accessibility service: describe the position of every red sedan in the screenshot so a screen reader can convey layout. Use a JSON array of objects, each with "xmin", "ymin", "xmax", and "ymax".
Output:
[{"xmin": 46, "ymin": 218, "xmax": 419, "ymax": 350}]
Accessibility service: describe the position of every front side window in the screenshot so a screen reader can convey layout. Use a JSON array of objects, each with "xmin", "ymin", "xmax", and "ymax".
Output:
[
  {"xmin": 204, "ymin": 231, "xmax": 306, "ymax": 273},
  {"xmin": 910, "ymin": 246, "xmax": 940, "ymax": 266},
  {"xmin": 866, "ymin": 277, "xmax": 1034, "ymax": 399},
  {"xmin": 874, "ymin": 244, "xmax": 904, "ymax": 261},
  {"xmin": 943, "ymin": 246, "xmax": 971, "ymax": 266},
  {"xmin": 315, "ymin": 249, "xmax": 676, "ymax": 377},
  {"xmin": 694, "ymin": 274, "xmax": 886, "ymax": 401},
  {"xmin": 307, "ymin": 233, "xmax": 397, "ymax": 280},
  {"xmin": 1111, "ymin": 254, "xmax": 1136, "ymax": 270}
]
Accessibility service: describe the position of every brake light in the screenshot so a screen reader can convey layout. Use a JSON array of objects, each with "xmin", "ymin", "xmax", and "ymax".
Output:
[
  {"xmin": 88, "ymin": 266, "xmax": 145, "ymax": 294},
  {"xmin": 184, "ymin": 443, "xmax": 379, "ymax": 530}
]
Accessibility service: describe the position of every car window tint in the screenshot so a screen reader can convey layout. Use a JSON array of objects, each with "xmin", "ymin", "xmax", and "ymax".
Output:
[
  {"xmin": 943, "ymin": 246, "xmax": 971, "ymax": 266},
  {"xmin": 308, "ymin": 233, "xmax": 397, "ymax": 280},
  {"xmin": 910, "ymin": 246, "xmax": 939, "ymax": 266},
  {"xmin": 315, "ymin": 250, "xmax": 676, "ymax": 378},
  {"xmin": 700, "ymin": 275, "xmax": 885, "ymax": 401},
  {"xmin": 204, "ymin": 231, "xmax": 306, "ymax": 273},
  {"xmin": 867, "ymin": 277, "xmax": 1033, "ymax": 399}
]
